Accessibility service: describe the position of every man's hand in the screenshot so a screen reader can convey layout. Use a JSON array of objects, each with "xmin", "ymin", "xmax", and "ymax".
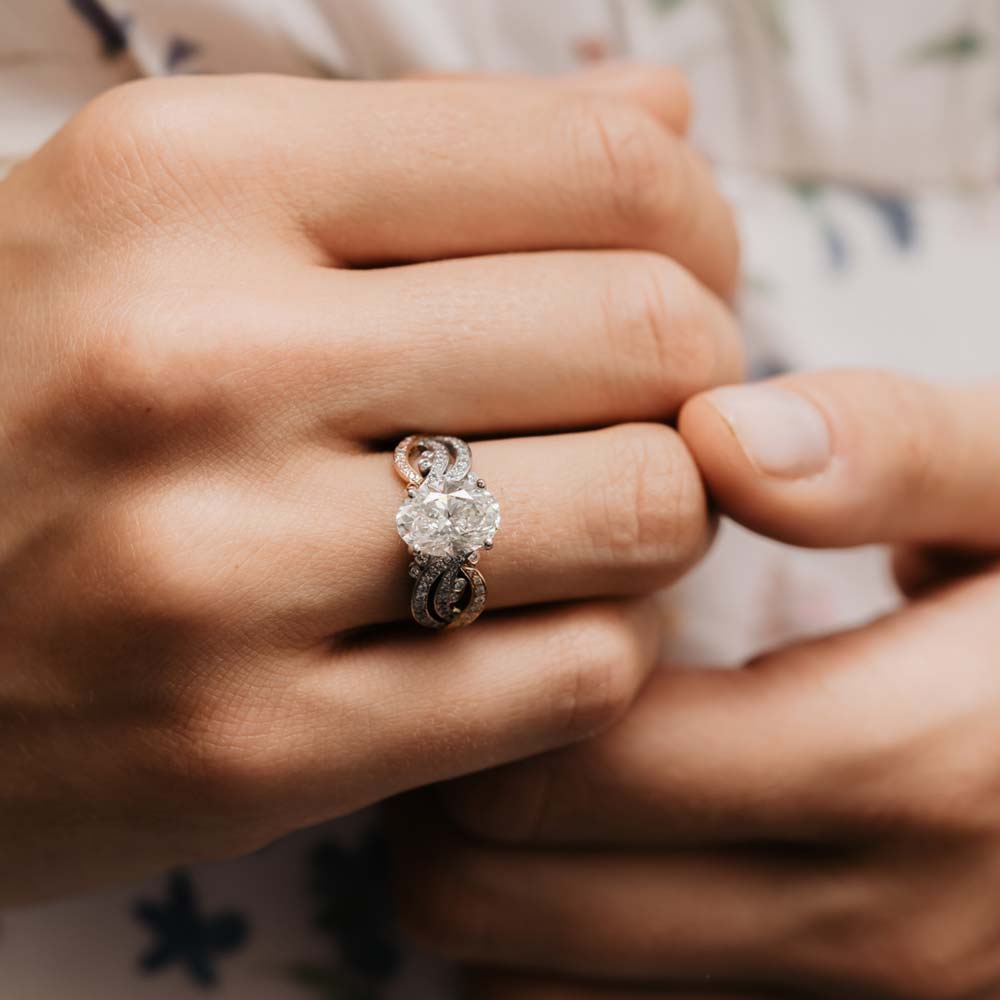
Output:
[
  {"xmin": 0, "ymin": 66, "xmax": 741, "ymax": 904},
  {"xmin": 396, "ymin": 371, "xmax": 1000, "ymax": 1000}
]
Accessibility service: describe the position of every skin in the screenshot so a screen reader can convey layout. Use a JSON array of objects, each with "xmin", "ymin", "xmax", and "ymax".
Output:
[
  {"xmin": 395, "ymin": 371, "xmax": 1000, "ymax": 1000},
  {"xmin": 0, "ymin": 65, "xmax": 742, "ymax": 904}
]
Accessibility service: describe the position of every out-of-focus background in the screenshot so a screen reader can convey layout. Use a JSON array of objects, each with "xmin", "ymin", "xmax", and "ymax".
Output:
[{"xmin": 1, "ymin": 2, "xmax": 998, "ymax": 997}]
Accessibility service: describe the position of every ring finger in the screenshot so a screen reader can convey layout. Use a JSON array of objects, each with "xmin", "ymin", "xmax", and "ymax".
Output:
[{"xmin": 321, "ymin": 422, "xmax": 711, "ymax": 630}]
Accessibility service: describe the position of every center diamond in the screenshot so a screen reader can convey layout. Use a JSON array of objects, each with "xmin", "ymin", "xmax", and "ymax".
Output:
[{"xmin": 396, "ymin": 475, "xmax": 500, "ymax": 559}]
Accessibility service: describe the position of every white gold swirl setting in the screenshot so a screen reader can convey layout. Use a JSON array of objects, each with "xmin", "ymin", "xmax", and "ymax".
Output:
[{"xmin": 394, "ymin": 435, "xmax": 499, "ymax": 629}]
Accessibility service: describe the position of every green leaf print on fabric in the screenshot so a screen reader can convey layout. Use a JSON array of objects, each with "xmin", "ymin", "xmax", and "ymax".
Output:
[
  {"xmin": 649, "ymin": 0, "xmax": 689, "ymax": 14},
  {"xmin": 910, "ymin": 27, "xmax": 988, "ymax": 63},
  {"xmin": 757, "ymin": 0, "xmax": 792, "ymax": 52}
]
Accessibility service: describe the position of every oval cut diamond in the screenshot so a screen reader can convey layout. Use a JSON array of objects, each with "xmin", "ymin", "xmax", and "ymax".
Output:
[{"xmin": 396, "ymin": 475, "xmax": 500, "ymax": 559}]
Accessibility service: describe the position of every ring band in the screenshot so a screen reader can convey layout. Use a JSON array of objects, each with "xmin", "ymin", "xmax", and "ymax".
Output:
[{"xmin": 394, "ymin": 435, "xmax": 500, "ymax": 629}]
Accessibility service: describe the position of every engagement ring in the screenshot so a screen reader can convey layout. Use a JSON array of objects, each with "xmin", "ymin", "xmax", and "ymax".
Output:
[{"xmin": 394, "ymin": 435, "xmax": 500, "ymax": 629}]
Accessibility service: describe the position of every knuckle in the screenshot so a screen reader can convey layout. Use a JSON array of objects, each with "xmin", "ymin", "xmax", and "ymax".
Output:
[
  {"xmin": 569, "ymin": 97, "xmax": 672, "ymax": 235},
  {"xmin": 57, "ymin": 317, "xmax": 230, "ymax": 459},
  {"xmin": 60, "ymin": 79, "xmax": 198, "ymax": 191},
  {"xmin": 603, "ymin": 252, "xmax": 724, "ymax": 401},
  {"xmin": 52, "ymin": 78, "xmax": 247, "ymax": 232},
  {"xmin": 882, "ymin": 375, "xmax": 945, "ymax": 502},
  {"xmin": 549, "ymin": 604, "xmax": 645, "ymax": 740},
  {"xmin": 586, "ymin": 423, "xmax": 709, "ymax": 580}
]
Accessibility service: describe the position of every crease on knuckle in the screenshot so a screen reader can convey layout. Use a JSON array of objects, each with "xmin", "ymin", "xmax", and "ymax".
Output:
[
  {"xmin": 550, "ymin": 606, "xmax": 641, "ymax": 741},
  {"xmin": 570, "ymin": 97, "xmax": 670, "ymax": 237},
  {"xmin": 54, "ymin": 79, "xmax": 242, "ymax": 235},
  {"xmin": 606, "ymin": 254, "xmax": 720, "ymax": 404},
  {"xmin": 840, "ymin": 372, "xmax": 940, "ymax": 530},
  {"xmin": 59, "ymin": 82, "xmax": 187, "ymax": 208},
  {"xmin": 586, "ymin": 424, "xmax": 699, "ymax": 577}
]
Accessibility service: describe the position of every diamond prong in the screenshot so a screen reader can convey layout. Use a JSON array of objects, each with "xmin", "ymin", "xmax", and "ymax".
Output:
[
  {"xmin": 407, "ymin": 485, "xmax": 417, "ymax": 498},
  {"xmin": 483, "ymin": 538, "xmax": 494, "ymax": 550},
  {"xmin": 476, "ymin": 478, "xmax": 486, "ymax": 489}
]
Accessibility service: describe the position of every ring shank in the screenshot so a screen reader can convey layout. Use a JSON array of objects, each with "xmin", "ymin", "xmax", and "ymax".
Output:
[{"xmin": 395, "ymin": 435, "xmax": 495, "ymax": 630}]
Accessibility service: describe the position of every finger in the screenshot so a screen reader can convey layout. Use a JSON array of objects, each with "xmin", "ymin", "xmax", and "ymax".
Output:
[
  {"xmin": 678, "ymin": 371, "xmax": 1000, "ymax": 549},
  {"xmin": 82, "ymin": 424, "xmax": 708, "ymax": 636},
  {"xmin": 309, "ymin": 79, "xmax": 735, "ymax": 296},
  {"xmin": 554, "ymin": 63, "xmax": 692, "ymax": 134},
  {"xmin": 395, "ymin": 804, "xmax": 851, "ymax": 988},
  {"xmin": 441, "ymin": 568, "xmax": 1000, "ymax": 847},
  {"xmin": 286, "ymin": 251, "xmax": 742, "ymax": 440},
  {"xmin": 462, "ymin": 970, "xmax": 777, "ymax": 1000},
  {"xmin": 154, "ymin": 72, "xmax": 737, "ymax": 296},
  {"xmin": 336, "ymin": 424, "xmax": 712, "ymax": 629},
  {"xmin": 411, "ymin": 62, "xmax": 693, "ymax": 135},
  {"xmin": 270, "ymin": 599, "xmax": 660, "ymax": 824}
]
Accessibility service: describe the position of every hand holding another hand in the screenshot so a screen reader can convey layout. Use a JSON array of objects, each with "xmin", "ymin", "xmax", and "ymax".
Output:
[
  {"xmin": 0, "ymin": 67, "xmax": 740, "ymax": 903},
  {"xmin": 399, "ymin": 371, "xmax": 1000, "ymax": 1000}
]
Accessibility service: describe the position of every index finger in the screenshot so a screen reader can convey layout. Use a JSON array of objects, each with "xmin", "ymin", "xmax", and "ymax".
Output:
[{"xmin": 116, "ymin": 71, "xmax": 737, "ymax": 297}]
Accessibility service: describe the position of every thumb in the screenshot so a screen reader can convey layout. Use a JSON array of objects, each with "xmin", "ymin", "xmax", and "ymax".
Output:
[{"xmin": 678, "ymin": 370, "xmax": 1000, "ymax": 550}]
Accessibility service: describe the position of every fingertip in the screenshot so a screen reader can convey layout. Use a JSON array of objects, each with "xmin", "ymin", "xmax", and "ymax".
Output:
[
  {"xmin": 677, "ymin": 389, "xmax": 749, "ymax": 483},
  {"xmin": 679, "ymin": 382, "xmax": 846, "ymax": 546},
  {"xmin": 700, "ymin": 384, "xmax": 833, "ymax": 480}
]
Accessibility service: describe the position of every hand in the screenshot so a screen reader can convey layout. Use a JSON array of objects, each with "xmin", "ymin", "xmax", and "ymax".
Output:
[
  {"xmin": 396, "ymin": 371, "xmax": 1000, "ymax": 1000},
  {"xmin": 0, "ymin": 66, "xmax": 742, "ymax": 904}
]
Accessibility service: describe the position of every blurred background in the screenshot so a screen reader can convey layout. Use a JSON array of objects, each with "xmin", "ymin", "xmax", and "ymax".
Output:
[{"xmin": 1, "ymin": 1, "xmax": 998, "ymax": 997}]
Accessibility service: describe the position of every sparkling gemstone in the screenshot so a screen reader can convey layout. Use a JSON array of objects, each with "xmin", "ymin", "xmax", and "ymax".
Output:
[{"xmin": 396, "ymin": 475, "xmax": 500, "ymax": 559}]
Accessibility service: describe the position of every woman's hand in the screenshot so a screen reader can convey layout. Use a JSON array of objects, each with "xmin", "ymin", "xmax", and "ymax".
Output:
[
  {"xmin": 0, "ymin": 66, "xmax": 741, "ymax": 904},
  {"xmin": 396, "ymin": 371, "xmax": 1000, "ymax": 1000}
]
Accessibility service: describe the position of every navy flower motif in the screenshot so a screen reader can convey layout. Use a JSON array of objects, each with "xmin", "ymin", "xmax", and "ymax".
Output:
[
  {"xmin": 166, "ymin": 36, "xmax": 202, "ymax": 71},
  {"xmin": 790, "ymin": 179, "xmax": 917, "ymax": 271},
  {"xmin": 308, "ymin": 832, "xmax": 401, "ymax": 980},
  {"xmin": 67, "ymin": 0, "xmax": 129, "ymax": 58},
  {"xmin": 288, "ymin": 829, "xmax": 402, "ymax": 998},
  {"xmin": 134, "ymin": 871, "xmax": 249, "ymax": 988},
  {"xmin": 856, "ymin": 191, "xmax": 916, "ymax": 250}
]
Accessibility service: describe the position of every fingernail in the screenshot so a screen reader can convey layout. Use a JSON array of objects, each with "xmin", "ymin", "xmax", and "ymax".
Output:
[{"xmin": 705, "ymin": 385, "xmax": 832, "ymax": 479}]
